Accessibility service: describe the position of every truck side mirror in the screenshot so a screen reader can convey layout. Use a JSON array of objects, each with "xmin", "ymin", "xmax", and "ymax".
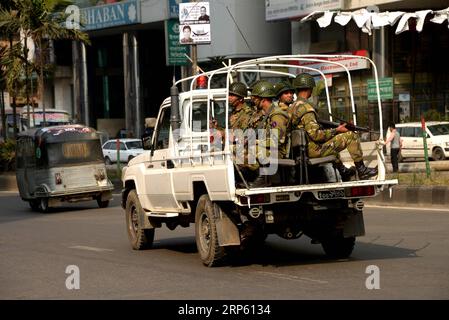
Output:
[{"xmin": 141, "ymin": 132, "xmax": 152, "ymax": 150}]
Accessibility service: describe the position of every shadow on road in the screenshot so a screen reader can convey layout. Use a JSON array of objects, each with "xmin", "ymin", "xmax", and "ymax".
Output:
[
  {"xmin": 152, "ymin": 236, "xmax": 198, "ymax": 254},
  {"xmin": 0, "ymin": 194, "xmax": 121, "ymax": 224},
  {"xmin": 145, "ymin": 235, "xmax": 420, "ymax": 267}
]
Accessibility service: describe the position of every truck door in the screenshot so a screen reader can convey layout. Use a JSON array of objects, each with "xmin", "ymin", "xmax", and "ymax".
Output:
[{"xmin": 143, "ymin": 106, "xmax": 180, "ymax": 212}]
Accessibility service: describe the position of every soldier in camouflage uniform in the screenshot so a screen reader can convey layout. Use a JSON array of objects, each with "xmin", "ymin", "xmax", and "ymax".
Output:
[
  {"xmin": 274, "ymin": 80, "xmax": 295, "ymax": 114},
  {"xmin": 210, "ymin": 82, "xmax": 252, "ymax": 147},
  {"xmin": 290, "ymin": 73, "xmax": 377, "ymax": 180},
  {"xmin": 228, "ymin": 82, "xmax": 253, "ymax": 131},
  {"xmin": 238, "ymin": 80, "xmax": 289, "ymax": 188}
]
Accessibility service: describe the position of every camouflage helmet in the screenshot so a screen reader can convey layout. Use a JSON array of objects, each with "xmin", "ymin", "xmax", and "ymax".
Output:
[
  {"xmin": 229, "ymin": 81, "xmax": 247, "ymax": 98},
  {"xmin": 293, "ymin": 73, "xmax": 316, "ymax": 90},
  {"xmin": 248, "ymin": 80, "xmax": 263, "ymax": 92},
  {"xmin": 274, "ymin": 80, "xmax": 295, "ymax": 97},
  {"xmin": 251, "ymin": 80, "xmax": 276, "ymax": 98}
]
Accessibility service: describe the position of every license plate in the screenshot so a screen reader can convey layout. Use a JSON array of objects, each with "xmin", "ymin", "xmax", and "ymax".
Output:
[{"xmin": 317, "ymin": 189, "xmax": 345, "ymax": 200}]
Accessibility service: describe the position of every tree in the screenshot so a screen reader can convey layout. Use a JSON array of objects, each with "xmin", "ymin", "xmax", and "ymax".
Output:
[{"xmin": 0, "ymin": 0, "xmax": 89, "ymax": 130}]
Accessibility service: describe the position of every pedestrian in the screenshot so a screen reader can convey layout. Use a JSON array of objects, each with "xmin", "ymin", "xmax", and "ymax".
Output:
[
  {"xmin": 289, "ymin": 73, "xmax": 378, "ymax": 180},
  {"xmin": 385, "ymin": 122, "xmax": 402, "ymax": 173}
]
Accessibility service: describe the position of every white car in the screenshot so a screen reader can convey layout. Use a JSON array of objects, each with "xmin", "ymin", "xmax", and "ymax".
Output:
[
  {"xmin": 102, "ymin": 139, "xmax": 144, "ymax": 164},
  {"xmin": 395, "ymin": 122, "xmax": 449, "ymax": 161}
]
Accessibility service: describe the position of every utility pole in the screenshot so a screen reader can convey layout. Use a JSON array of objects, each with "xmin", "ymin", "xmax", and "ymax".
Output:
[
  {"xmin": 24, "ymin": 35, "xmax": 31, "ymax": 129},
  {"xmin": 191, "ymin": 44, "xmax": 198, "ymax": 76},
  {"xmin": 190, "ymin": 0, "xmax": 198, "ymax": 77}
]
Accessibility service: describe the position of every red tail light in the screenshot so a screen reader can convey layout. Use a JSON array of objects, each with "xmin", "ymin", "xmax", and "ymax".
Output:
[
  {"xmin": 239, "ymin": 194, "xmax": 271, "ymax": 204},
  {"xmin": 349, "ymin": 186, "xmax": 375, "ymax": 197}
]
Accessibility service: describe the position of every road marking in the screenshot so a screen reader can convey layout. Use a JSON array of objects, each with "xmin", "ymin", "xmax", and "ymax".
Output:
[
  {"xmin": 256, "ymin": 271, "xmax": 328, "ymax": 284},
  {"xmin": 69, "ymin": 245, "xmax": 114, "ymax": 252},
  {"xmin": 365, "ymin": 204, "xmax": 449, "ymax": 212}
]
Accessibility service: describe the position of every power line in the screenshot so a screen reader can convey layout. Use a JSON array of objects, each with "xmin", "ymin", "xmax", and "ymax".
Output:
[{"xmin": 226, "ymin": 6, "xmax": 254, "ymax": 55}]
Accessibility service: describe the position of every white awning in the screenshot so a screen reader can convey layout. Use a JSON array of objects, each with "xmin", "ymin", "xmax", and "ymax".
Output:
[{"xmin": 300, "ymin": 7, "xmax": 449, "ymax": 35}]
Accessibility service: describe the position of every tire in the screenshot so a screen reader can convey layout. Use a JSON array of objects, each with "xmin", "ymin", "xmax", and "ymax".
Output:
[
  {"xmin": 125, "ymin": 190, "xmax": 154, "ymax": 250},
  {"xmin": 105, "ymin": 156, "xmax": 112, "ymax": 165},
  {"xmin": 29, "ymin": 200, "xmax": 39, "ymax": 211},
  {"xmin": 432, "ymin": 147, "xmax": 445, "ymax": 161},
  {"xmin": 38, "ymin": 197, "xmax": 50, "ymax": 213},
  {"xmin": 321, "ymin": 236, "xmax": 355, "ymax": 259},
  {"xmin": 97, "ymin": 198, "xmax": 109, "ymax": 208},
  {"xmin": 195, "ymin": 194, "xmax": 227, "ymax": 267}
]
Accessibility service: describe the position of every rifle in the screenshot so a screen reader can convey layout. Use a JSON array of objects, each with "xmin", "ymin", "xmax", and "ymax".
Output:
[{"xmin": 317, "ymin": 118, "xmax": 373, "ymax": 133}]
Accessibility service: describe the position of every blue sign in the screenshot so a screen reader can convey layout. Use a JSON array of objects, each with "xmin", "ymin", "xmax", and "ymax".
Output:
[
  {"xmin": 168, "ymin": 0, "xmax": 189, "ymax": 19},
  {"xmin": 80, "ymin": 0, "xmax": 141, "ymax": 31}
]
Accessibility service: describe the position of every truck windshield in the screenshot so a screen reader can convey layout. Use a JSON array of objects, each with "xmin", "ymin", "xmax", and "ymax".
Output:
[{"xmin": 46, "ymin": 140, "xmax": 104, "ymax": 166}]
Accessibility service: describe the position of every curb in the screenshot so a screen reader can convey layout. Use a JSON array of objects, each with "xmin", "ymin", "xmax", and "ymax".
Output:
[
  {"xmin": 0, "ymin": 173, "xmax": 18, "ymax": 192},
  {"xmin": 365, "ymin": 185, "xmax": 449, "ymax": 209}
]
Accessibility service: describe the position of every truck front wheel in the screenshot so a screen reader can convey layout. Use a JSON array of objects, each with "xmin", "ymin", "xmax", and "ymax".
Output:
[
  {"xmin": 321, "ymin": 236, "xmax": 355, "ymax": 259},
  {"xmin": 195, "ymin": 194, "xmax": 226, "ymax": 267},
  {"xmin": 126, "ymin": 190, "xmax": 154, "ymax": 250}
]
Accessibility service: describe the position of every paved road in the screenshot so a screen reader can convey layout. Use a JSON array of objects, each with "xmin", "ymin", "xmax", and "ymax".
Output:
[{"xmin": 0, "ymin": 191, "xmax": 448, "ymax": 300}]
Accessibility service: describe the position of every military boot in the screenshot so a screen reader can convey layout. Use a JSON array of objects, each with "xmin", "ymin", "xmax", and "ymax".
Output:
[
  {"xmin": 334, "ymin": 163, "xmax": 356, "ymax": 181},
  {"xmin": 355, "ymin": 161, "xmax": 378, "ymax": 180},
  {"xmin": 248, "ymin": 174, "xmax": 271, "ymax": 188}
]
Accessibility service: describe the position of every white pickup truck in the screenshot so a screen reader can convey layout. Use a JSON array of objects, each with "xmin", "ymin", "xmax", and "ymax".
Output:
[{"xmin": 121, "ymin": 55, "xmax": 398, "ymax": 267}]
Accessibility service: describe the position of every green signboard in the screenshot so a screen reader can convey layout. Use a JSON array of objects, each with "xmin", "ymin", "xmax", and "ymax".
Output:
[
  {"xmin": 165, "ymin": 19, "xmax": 189, "ymax": 66},
  {"xmin": 367, "ymin": 77, "xmax": 393, "ymax": 101}
]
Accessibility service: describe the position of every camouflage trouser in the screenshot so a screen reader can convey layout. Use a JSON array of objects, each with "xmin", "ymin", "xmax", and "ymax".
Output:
[
  {"xmin": 308, "ymin": 131, "xmax": 363, "ymax": 163},
  {"xmin": 234, "ymin": 143, "xmax": 261, "ymax": 172}
]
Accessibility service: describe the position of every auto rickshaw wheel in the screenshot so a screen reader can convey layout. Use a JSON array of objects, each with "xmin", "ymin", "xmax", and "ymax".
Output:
[
  {"xmin": 97, "ymin": 198, "xmax": 110, "ymax": 208},
  {"xmin": 38, "ymin": 198, "xmax": 50, "ymax": 213},
  {"xmin": 29, "ymin": 200, "xmax": 39, "ymax": 211}
]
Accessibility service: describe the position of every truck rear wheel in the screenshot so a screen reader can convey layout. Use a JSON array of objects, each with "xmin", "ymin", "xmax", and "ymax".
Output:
[
  {"xmin": 321, "ymin": 236, "xmax": 355, "ymax": 259},
  {"xmin": 195, "ymin": 194, "xmax": 226, "ymax": 267},
  {"xmin": 126, "ymin": 190, "xmax": 154, "ymax": 250}
]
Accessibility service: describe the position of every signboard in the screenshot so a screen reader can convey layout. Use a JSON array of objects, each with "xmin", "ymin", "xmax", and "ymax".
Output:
[
  {"xmin": 367, "ymin": 77, "xmax": 394, "ymax": 101},
  {"xmin": 165, "ymin": 19, "xmax": 190, "ymax": 66},
  {"xmin": 266, "ymin": 0, "xmax": 343, "ymax": 21},
  {"xmin": 294, "ymin": 50, "xmax": 370, "ymax": 75},
  {"xmin": 168, "ymin": 0, "xmax": 189, "ymax": 19},
  {"xmin": 179, "ymin": 2, "xmax": 211, "ymax": 44},
  {"xmin": 314, "ymin": 74, "xmax": 333, "ymax": 87},
  {"xmin": 80, "ymin": 0, "xmax": 141, "ymax": 31}
]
